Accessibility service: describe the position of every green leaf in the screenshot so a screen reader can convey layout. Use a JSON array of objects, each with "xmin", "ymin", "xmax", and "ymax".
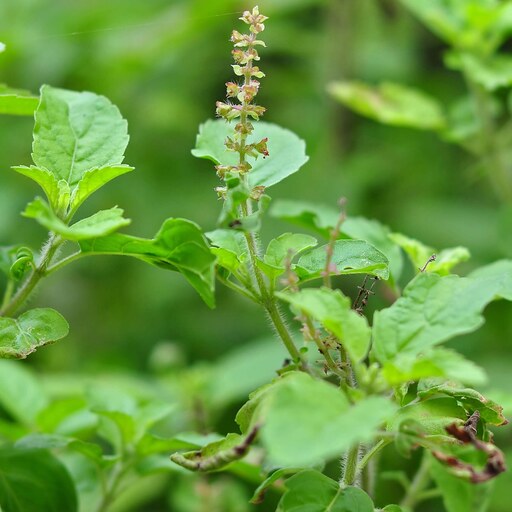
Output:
[
  {"xmin": 69, "ymin": 164, "xmax": 134, "ymax": 213},
  {"xmin": 276, "ymin": 288, "xmax": 371, "ymax": 362},
  {"xmin": 0, "ymin": 308, "xmax": 69, "ymax": 359},
  {"xmin": 398, "ymin": 0, "xmax": 512, "ymax": 52},
  {"xmin": 388, "ymin": 397, "xmax": 467, "ymax": 437},
  {"xmin": 468, "ymin": 260, "xmax": 512, "ymax": 300},
  {"xmin": 254, "ymin": 372, "xmax": 395, "ymax": 466},
  {"xmin": 11, "ymin": 166, "xmax": 61, "ymax": 211},
  {"xmin": 0, "ymin": 447, "xmax": 77, "ymax": 512},
  {"xmin": 328, "ymin": 81, "xmax": 445, "ymax": 131},
  {"xmin": 32, "ymin": 85, "xmax": 129, "ymax": 186},
  {"xmin": 192, "ymin": 119, "xmax": 309, "ymax": 188},
  {"xmin": 276, "ymin": 470, "xmax": 374, "ymax": 512},
  {"xmin": 210, "ymin": 337, "xmax": 288, "ymax": 407},
  {"xmin": 0, "ymin": 360, "xmax": 48, "ymax": 425},
  {"xmin": 417, "ymin": 381, "xmax": 507, "ymax": 426},
  {"xmin": 382, "ymin": 506, "xmax": 405, "ymax": 512},
  {"xmin": 382, "ymin": 348, "xmax": 488, "ymax": 387},
  {"xmin": 206, "ymin": 228, "xmax": 247, "ymax": 275},
  {"xmin": 23, "ymin": 198, "xmax": 131, "ymax": 240},
  {"xmin": 342, "ymin": 217, "xmax": 403, "ymax": 285},
  {"xmin": 79, "ymin": 218, "xmax": 216, "ymax": 307},
  {"xmin": 372, "ymin": 267, "xmax": 512, "ymax": 363},
  {"xmin": 270, "ymin": 199, "xmax": 339, "ymax": 237},
  {"xmin": 269, "ymin": 201, "xmax": 402, "ymax": 282},
  {"xmin": 296, "ymin": 239, "xmax": 389, "ymax": 281},
  {"xmin": 262, "ymin": 233, "xmax": 317, "ymax": 279},
  {"xmin": 446, "ymin": 51, "xmax": 512, "ymax": 91},
  {"xmin": 429, "ymin": 455, "xmax": 493, "ymax": 512},
  {"xmin": 15, "ymin": 433, "xmax": 103, "ymax": 464},
  {"xmin": 389, "ymin": 232, "xmax": 470, "ymax": 275},
  {"xmin": 0, "ymin": 84, "xmax": 39, "ymax": 116},
  {"xmin": 250, "ymin": 467, "xmax": 302, "ymax": 504}
]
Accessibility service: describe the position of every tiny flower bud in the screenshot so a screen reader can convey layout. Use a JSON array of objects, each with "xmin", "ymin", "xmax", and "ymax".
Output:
[
  {"xmin": 235, "ymin": 121, "xmax": 254, "ymax": 135},
  {"xmin": 225, "ymin": 81, "xmax": 239, "ymax": 98},
  {"xmin": 250, "ymin": 185, "xmax": 266, "ymax": 200},
  {"xmin": 244, "ymin": 104, "xmax": 266, "ymax": 120},
  {"xmin": 215, "ymin": 186, "xmax": 227, "ymax": 199},
  {"xmin": 231, "ymin": 48, "xmax": 245, "ymax": 63},
  {"xmin": 216, "ymin": 101, "xmax": 241, "ymax": 121},
  {"xmin": 254, "ymin": 137, "xmax": 269, "ymax": 157}
]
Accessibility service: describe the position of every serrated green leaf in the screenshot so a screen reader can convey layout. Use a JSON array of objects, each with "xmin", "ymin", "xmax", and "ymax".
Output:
[
  {"xmin": 372, "ymin": 267, "xmax": 512, "ymax": 363},
  {"xmin": 23, "ymin": 198, "xmax": 131, "ymax": 240},
  {"xmin": 32, "ymin": 85, "xmax": 129, "ymax": 186},
  {"xmin": 276, "ymin": 288, "xmax": 371, "ymax": 362},
  {"xmin": 389, "ymin": 232, "xmax": 470, "ymax": 275},
  {"xmin": 276, "ymin": 470, "xmax": 374, "ymax": 512},
  {"xmin": 0, "ymin": 361, "xmax": 48, "ymax": 425},
  {"xmin": 342, "ymin": 217, "xmax": 403, "ymax": 284},
  {"xmin": 0, "ymin": 447, "xmax": 77, "ymax": 512},
  {"xmin": 69, "ymin": 164, "xmax": 134, "ymax": 213},
  {"xmin": 429, "ymin": 455, "xmax": 493, "ymax": 512},
  {"xmin": 269, "ymin": 201, "xmax": 402, "ymax": 281},
  {"xmin": 328, "ymin": 81, "xmax": 445, "ymax": 131},
  {"xmin": 382, "ymin": 348, "xmax": 488, "ymax": 387},
  {"xmin": 251, "ymin": 372, "xmax": 395, "ymax": 466},
  {"xmin": 0, "ymin": 308, "xmax": 69, "ymax": 359},
  {"xmin": 79, "ymin": 218, "xmax": 216, "ymax": 307},
  {"xmin": 388, "ymin": 397, "xmax": 467, "ymax": 436},
  {"xmin": 417, "ymin": 381, "xmax": 507, "ymax": 426},
  {"xmin": 192, "ymin": 119, "xmax": 308, "ymax": 188},
  {"xmin": 262, "ymin": 233, "xmax": 317, "ymax": 279},
  {"xmin": 296, "ymin": 239, "xmax": 389, "ymax": 280},
  {"xmin": 11, "ymin": 166, "xmax": 61, "ymax": 207}
]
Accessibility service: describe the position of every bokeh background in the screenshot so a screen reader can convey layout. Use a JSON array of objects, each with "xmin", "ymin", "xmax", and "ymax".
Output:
[{"xmin": 0, "ymin": 1, "xmax": 511, "ymax": 511}]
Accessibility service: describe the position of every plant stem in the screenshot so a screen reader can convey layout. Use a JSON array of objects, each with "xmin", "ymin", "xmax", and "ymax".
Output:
[
  {"xmin": 265, "ymin": 297, "xmax": 305, "ymax": 366},
  {"xmin": 400, "ymin": 451, "xmax": 432, "ymax": 510},
  {"xmin": 357, "ymin": 438, "xmax": 391, "ymax": 473},
  {"xmin": 0, "ymin": 233, "xmax": 62, "ymax": 317},
  {"xmin": 95, "ymin": 456, "xmax": 133, "ymax": 512},
  {"xmin": 304, "ymin": 315, "xmax": 344, "ymax": 377},
  {"xmin": 341, "ymin": 444, "xmax": 361, "ymax": 487}
]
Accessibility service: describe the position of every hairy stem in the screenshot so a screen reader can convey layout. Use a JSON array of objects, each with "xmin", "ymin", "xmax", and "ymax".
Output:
[
  {"xmin": 341, "ymin": 444, "xmax": 361, "ymax": 487},
  {"xmin": 0, "ymin": 233, "xmax": 63, "ymax": 317}
]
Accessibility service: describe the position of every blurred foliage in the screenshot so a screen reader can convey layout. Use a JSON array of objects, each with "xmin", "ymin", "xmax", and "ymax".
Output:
[{"xmin": 0, "ymin": 0, "xmax": 511, "ymax": 510}]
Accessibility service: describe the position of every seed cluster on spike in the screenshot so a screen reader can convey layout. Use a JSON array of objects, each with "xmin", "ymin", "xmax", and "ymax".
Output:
[{"xmin": 215, "ymin": 6, "xmax": 269, "ymax": 191}]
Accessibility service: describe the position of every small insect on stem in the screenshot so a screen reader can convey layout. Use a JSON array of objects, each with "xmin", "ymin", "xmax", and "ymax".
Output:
[
  {"xmin": 419, "ymin": 254, "xmax": 437, "ymax": 273},
  {"xmin": 353, "ymin": 275, "xmax": 379, "ymax": 315}
]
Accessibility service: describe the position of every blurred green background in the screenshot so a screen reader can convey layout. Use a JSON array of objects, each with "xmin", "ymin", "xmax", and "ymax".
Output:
[{"xmin": 0, "ymin": 0, "xmax": 511, "ymax": 510}]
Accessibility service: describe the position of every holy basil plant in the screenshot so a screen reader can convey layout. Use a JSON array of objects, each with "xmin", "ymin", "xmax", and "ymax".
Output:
[
  {"xmin": 0, "ymin": 84, "xmax": 215, "ymax": 358},
  {"xmin": 168, "ymin": 7, "xmax": 510, "ymax": 512}
]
